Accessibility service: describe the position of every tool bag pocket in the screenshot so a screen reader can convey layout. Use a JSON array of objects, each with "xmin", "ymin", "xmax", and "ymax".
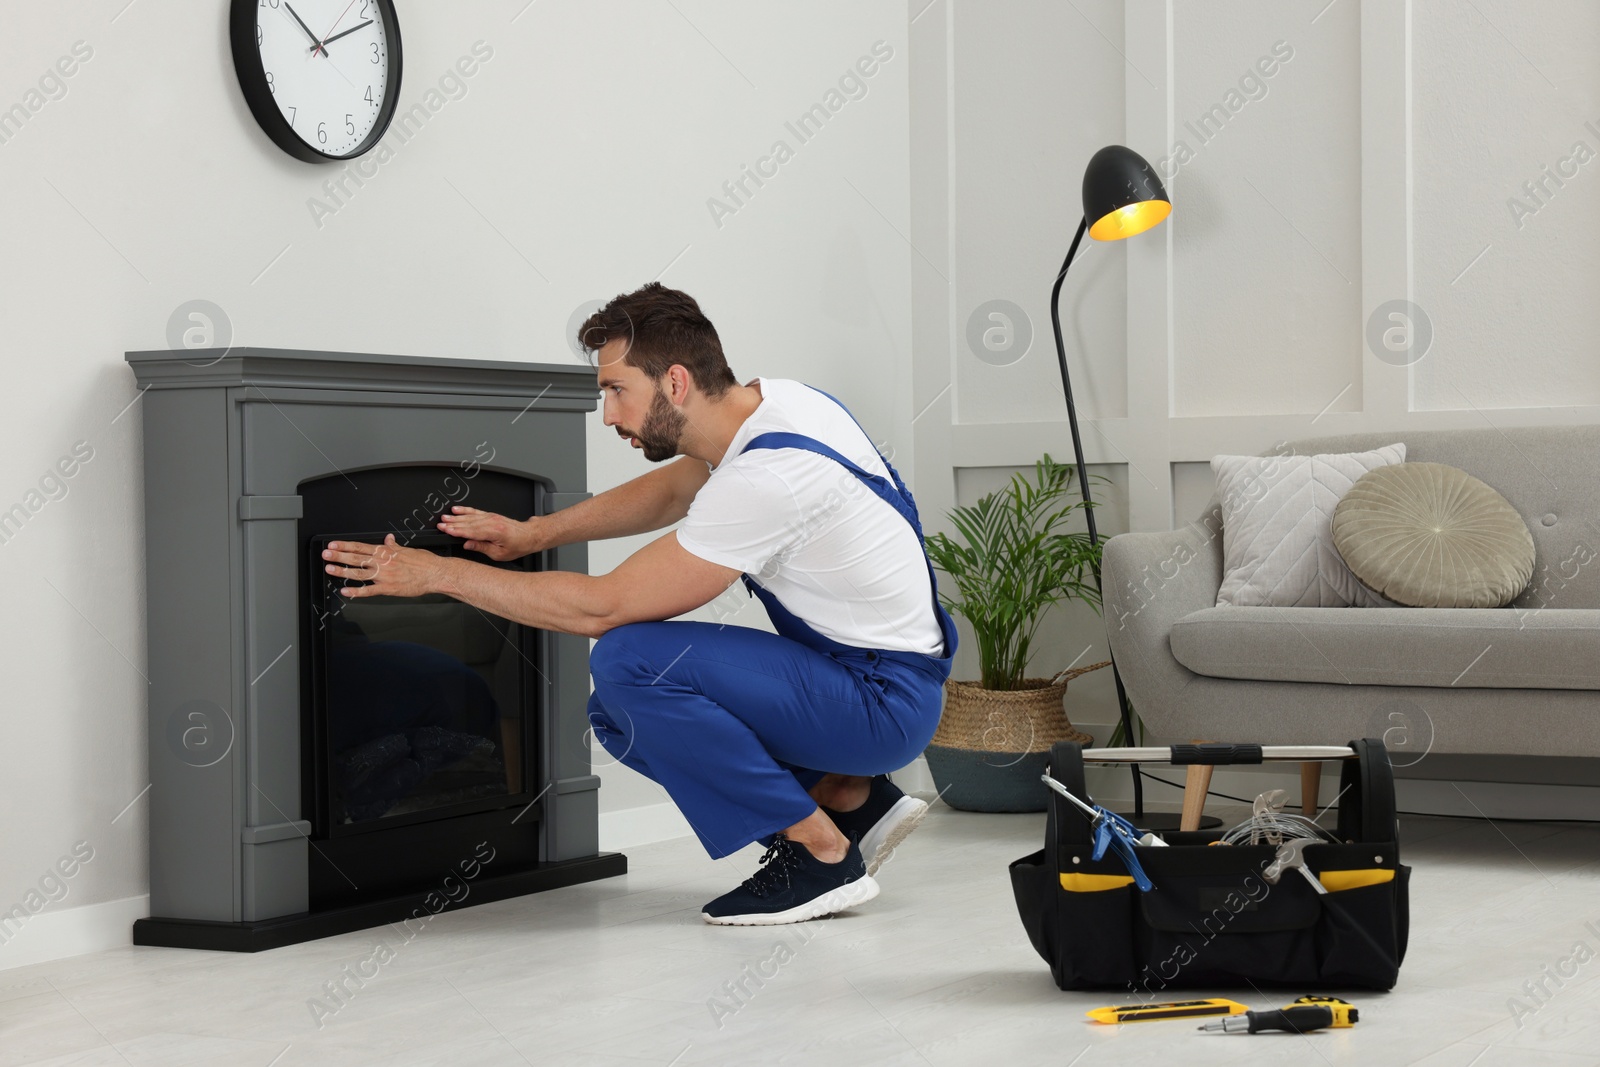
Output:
[
  {"xmin": 1011, "ymin": 739, "xmax": 1410, "ymax": 992},
  {"xmin": 1009, "ymin": 848, "xmax": 1137, "ymax": 988}
]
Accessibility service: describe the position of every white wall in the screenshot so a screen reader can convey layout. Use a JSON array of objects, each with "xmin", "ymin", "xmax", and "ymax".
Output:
[
  {"xmin": 0, "ymin": 0, "xmax": 913, "ymax": 966},
  {"xmin": 909, "ymin": 0, "xmax": 1135, "ymax": 731},
  {"xmin": 911, "ymin": 0, "xmax": 1600, "ymax": 806}
]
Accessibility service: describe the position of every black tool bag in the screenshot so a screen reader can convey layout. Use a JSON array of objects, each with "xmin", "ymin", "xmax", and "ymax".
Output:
[{"xmin": 1009, "ymin": 739, "xmax": 1411, "ymax": 993}]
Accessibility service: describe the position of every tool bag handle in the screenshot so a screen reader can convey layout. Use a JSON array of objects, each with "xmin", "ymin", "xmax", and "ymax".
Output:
[
  {"xmin": 1044, "ymin": 741, "xmax": 1096, "ymax": 859},
  {"xmin": 1046, "ymin": 739, "xmax": 1397, "ymax": 845},
  {"xmin": 1336, "ymin": 738, "xmax": 1399, "ymax": 845},
  {"xmin": 1078, "ymin": 744, "xmax": 1358, "ymax": 764}
]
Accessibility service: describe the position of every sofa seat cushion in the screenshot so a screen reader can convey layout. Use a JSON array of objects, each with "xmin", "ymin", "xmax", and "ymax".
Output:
[{"xmin": 1170, "ymin": 607, "xmax": 1600, "ymax": 689}]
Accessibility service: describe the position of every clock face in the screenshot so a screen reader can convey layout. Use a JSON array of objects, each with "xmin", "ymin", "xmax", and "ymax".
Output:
[{"xmin": 232, "ymin": 0, "xmax": 403, "ymax": 162}]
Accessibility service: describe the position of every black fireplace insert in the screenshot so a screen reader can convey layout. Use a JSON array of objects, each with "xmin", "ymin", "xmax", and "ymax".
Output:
[{"xmin": 299, "ymin": 464, "xmax": 548, "ymax": 907}]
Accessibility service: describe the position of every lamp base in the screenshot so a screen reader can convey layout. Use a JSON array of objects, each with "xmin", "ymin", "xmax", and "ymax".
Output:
[{"xmin": 1115, "ymin": 810, "xmax": 1223, "ymax": 833}]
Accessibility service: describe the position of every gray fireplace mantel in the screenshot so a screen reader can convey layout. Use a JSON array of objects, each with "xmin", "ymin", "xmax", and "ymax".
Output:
[
  {"xmin": 126, "ymin": 347, "xmax": 618, "ymax": 946},
  {"xmin": 125, "ymin": 346, "xmax": 605, "ymax": 401}
]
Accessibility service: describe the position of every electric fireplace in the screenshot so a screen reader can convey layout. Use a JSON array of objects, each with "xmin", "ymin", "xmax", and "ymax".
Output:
[{"xmin": 125, "ymin": 348, "xmax": 624, "ymax": 951}]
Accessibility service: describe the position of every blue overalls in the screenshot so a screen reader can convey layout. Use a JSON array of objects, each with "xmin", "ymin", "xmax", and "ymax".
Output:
[{"xmin": 585, "ymin": 388, "xmax": 959, "ymax": 858}]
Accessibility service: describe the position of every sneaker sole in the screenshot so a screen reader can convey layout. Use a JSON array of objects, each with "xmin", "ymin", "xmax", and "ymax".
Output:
[
  {"xmin": 860, "ymin": 796, "xmax": 929, "ymax": 876},
  {"xmin": 700, "ymin": 874, "xmax": 880, "ymax": 926}
]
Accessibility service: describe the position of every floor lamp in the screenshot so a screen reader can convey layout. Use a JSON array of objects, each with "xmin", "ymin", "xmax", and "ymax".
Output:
[{"xmin": 1049, "ymin": 144, "xmax": 1206, "ymax": 831}]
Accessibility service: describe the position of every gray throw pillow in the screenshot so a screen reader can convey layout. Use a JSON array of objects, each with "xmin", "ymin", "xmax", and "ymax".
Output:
[
  {"xmin": 1331, "ymin": 462, "xmax": 1535, "ymax": 608},
  {"xmin": 1212, "ymin": 444, "xmax": 1406, "ymax": 607}
]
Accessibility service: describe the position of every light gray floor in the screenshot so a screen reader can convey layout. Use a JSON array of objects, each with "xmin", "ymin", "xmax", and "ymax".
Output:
[{"xmin": 4, "ymin": 801, "xmax": 1600, "ymax": 1067}]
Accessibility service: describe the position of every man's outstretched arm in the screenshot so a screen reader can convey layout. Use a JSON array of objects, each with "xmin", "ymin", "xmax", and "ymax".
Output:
[
  {"xmin": 438, "ymin": 455, "xmax": 710, "ymax": 560},
  {"xmin": 322, "ymin": 530, "xmax": 740, "ymax": 638}
]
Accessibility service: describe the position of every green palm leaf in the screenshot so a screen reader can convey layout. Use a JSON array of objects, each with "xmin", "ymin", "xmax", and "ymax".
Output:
[{"xmin": 925, "ymin": 454, "xmax": 1105, "ymax": 690}]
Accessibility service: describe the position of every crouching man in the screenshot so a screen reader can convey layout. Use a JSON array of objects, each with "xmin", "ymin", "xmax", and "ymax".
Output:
[{"xmin": 319, "ymin": 282, "xmax": 954, "ymax": 925}]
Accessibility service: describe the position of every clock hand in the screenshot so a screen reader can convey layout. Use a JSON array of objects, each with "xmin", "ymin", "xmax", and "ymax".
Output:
[
  {"xmin": 282, "ymin": 2, "xmax": 328, "ymax": 57},
  {"xmin": 309, "ymin": 19, "xmax": 373, "ymax": 52},
  {"xmin": 314, "ymin": 0, "xmax": 363, "ymax": 58}
]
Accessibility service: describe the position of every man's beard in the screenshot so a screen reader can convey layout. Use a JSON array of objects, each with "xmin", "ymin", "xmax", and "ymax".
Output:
[{"xmin": 624, "ymin": 385, "xmax": 687, "ymax": 463}]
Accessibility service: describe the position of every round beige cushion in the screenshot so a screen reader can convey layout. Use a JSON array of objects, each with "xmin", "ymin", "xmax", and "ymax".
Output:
[{"xmin": 1332, "ymin": 462, "xmax": 1535, "ymax": 608}]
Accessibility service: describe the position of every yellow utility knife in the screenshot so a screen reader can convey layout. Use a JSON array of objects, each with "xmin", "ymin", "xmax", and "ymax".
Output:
[{"xmin": 1086, "ymin": 998, "xmax": 1249, "ymax": 1024}]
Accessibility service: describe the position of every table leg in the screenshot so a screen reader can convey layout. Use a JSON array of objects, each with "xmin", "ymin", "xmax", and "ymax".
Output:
[{"xmin": 1301, "ymin": 760, "xmax": 1321, "ymax": 817}]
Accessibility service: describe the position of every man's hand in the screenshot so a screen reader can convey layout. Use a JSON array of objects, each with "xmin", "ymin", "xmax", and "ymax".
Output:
[
  {"xmin": 437, "ymin": 506, "xmax": 541, "ymax": 561},
  {"xmin": 323, "ymin": 535, "xmax": 447, "ymax": 599}
]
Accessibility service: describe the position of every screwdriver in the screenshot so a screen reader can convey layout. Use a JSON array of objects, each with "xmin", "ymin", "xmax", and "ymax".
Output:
[{"xmin": 1198, "ymin": 1004, "xmax": 1353, "ymax": 1034}]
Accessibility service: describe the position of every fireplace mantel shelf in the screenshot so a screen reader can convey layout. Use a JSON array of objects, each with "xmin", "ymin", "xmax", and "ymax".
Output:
[{"xmin": 127, "ymin": 347, "xmax": 600, "ymax": 402}]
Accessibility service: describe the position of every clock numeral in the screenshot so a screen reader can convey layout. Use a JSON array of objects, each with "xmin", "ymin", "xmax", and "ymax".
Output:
[
  {"xmin": 364, "ymin": 86, "xmax": 374, "ymax": 105},
  {"xmin": 360, "ymin": 1, "xmax": 370, "ymax": 16},
  {"xmin": 370, "ymin": 42, "xmax": 380, "ymax": 63},
  {"xmin": 287, "ymin": 105, "xmax": 296, "ymax": 126},
  {"xmin": 259, "ymin": 0, "xmax": 279, "ymax": 8},
  {"xmin": 265, "ymin": 71, "xmax": 274, "ymax": 94},
  {"xmin": 256, "ymin": 25, "xmax": 262, "ymax": 46},
  {"xmin": 317, "ymin": 121, "xmax": 327, "ymax": 144},
  {"xmin": 345, "ymin": 114, "xmax": 355, "ymax": 136}
]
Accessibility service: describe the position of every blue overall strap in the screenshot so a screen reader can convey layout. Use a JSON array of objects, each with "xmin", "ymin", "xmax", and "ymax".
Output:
[
  {"xmin": 734, "ymin": 383, "xmax": 958, "ymax": 665},
  {"xmin": 801, "ymin": 385, "xmax": 925, "ymax": 526},
  {"xmin": 739, "ymin": 428, "xmax": 957, "ymax": 664},
  {"xmin": 740, "ymin": 431, "xmax": 924, "ymax": 542}
]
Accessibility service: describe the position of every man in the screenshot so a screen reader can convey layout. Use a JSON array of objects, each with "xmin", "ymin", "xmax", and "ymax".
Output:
[{"xmin": 320, "ymin": 282, "xmax": 956, "ymax": 925}]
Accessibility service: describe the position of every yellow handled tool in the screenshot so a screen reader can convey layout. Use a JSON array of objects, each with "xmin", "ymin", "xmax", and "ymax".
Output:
[
  {"xmin": 1287, "ymin": 995, "xmax": 1359, "ymax": 1027},
  {"xmin": 1086, "ymin": 998, "xmax": 1249, "ymax": 1024},
  {"xmin": 1197, "ymin": 996, "xmax": 1360, "ymax": 1034}
]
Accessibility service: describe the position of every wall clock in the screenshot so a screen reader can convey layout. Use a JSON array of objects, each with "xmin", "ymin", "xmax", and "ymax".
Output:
[{"xmin": 231, "ymin": 0, "xmax": 403, "ymax": 163}]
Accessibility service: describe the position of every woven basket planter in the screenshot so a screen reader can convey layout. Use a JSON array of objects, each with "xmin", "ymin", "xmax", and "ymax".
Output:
[{"xmin": 924, "ymin": 662, "xmax": 1109, "ymax": 812}]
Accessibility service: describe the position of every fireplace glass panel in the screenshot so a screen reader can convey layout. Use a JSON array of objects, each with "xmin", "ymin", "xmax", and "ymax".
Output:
[{"xmin": 317, "ymin": 568, "xmax": 520, "ymax": 826}]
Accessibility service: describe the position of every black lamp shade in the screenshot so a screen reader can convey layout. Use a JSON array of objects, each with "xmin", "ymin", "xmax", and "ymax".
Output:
[{"xmin": 1082, "ymin": 144, "xmax": 1170, "ymax": 241}]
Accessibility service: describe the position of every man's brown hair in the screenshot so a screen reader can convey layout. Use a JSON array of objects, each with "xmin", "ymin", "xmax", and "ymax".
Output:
[{"xmin": 578, "ymin": 282, "xmax": 737, "ymax": 397}]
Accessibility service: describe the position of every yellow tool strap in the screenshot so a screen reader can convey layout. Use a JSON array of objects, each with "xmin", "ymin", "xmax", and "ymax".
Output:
[
  {"xmin": 1318, "ymin": 868, "xmax": 1394, "ymax": 892},
  {"xmin": 1059, "ymin": 873, "xmax": 1136, "ymax": 892}
]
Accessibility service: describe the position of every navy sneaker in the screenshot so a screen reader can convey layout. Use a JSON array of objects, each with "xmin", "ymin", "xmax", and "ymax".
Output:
[
  {"xmin": 701, "ymin": 835, "xmax": 878, "ymax": 926},
  {"xmin": 821, "ymin": 775, "xmax": 929, "ymax": 876}
]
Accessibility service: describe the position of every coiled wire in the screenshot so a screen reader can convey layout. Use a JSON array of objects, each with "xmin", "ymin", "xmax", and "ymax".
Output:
[{"xmin": 1220, "ymin": 789, "xmax": 1337, "ymax": 846}]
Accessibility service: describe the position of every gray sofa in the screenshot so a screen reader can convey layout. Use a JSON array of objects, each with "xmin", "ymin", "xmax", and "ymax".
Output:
[{"xmin": 1102, "ymin": 427, "xmax": 1600, "ymax": 763}]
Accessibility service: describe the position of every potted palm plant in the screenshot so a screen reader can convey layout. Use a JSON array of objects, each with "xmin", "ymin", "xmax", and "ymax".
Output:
[{"xmin": 922, "ymin": 455, "xmax": 1109, "ymax": 811}]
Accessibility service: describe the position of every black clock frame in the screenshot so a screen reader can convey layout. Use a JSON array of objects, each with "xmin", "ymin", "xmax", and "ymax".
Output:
[{"xmin": 230, "ymin": 0, "xmax": 405, "ymax": 164}]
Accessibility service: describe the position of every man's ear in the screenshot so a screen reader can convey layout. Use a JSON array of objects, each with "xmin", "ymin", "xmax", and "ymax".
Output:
[{"xmin": 667, "ymin": 364, "xmax": 692, "ymax": 404}]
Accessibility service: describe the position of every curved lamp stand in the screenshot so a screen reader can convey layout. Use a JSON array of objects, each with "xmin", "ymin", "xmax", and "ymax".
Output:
[{"xmin": 1049, "ymin": 145, "xmax": 1209, "ymax": 832}]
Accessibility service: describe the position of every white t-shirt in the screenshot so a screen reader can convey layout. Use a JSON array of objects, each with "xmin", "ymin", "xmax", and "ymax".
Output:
[{"xmin": 676, "ymin": 378, "xmax": 944, "ymax": 655}]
